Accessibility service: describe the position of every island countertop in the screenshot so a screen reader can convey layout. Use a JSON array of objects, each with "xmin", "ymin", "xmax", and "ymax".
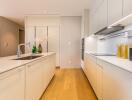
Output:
[{"xmin": 0, "ymin": 52, "xmax": 55, "ymax": 74}]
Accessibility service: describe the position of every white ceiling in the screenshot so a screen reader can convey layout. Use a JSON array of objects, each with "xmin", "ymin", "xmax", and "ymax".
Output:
[{"xmin": 0, "ymin": 0, "xmax": 90, "ymax": 25}]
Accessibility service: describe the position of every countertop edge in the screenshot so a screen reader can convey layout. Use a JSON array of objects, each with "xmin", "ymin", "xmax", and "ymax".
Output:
[
  {"xmin": 85, "ymin": 53, "xmax": 132, "ymax": 73},
  {"xmin": 0, "ymin": 52, "xmax": 56, "ymax": 74}
]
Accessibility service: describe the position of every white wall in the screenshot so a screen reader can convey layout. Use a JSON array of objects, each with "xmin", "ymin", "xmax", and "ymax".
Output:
[{"xmin": 60, "ymin": 16, "xmax": 81, "ymax": 68}]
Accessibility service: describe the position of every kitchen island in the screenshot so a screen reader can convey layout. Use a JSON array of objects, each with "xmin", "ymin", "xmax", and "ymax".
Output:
[{"xmin": 0, "ymin": 52, "xmax": 56, "ymax": 100}]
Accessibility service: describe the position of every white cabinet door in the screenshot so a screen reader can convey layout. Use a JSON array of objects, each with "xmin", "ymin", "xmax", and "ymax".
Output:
[
  {"xmin": 103, "ymin": 61, "xmax": 132, "ymax": 100},
  {"xmin": 89, "ymin": 56, "xmax": 97, "ymax": 94},
  {"xmin": 123, "ymin": 0, "xmax": 132, "ymax": 17},
  {"xmin": 85, "ymin": 54, "xmax": 97, "ymax": 93},
  {"xmin": 96, "ymin": 64, "xmax": 103, "ymax": 100},
  {"xmin": 89, "ymin": 11, "xmax": 95, "ymax": 34},
  {"xmin": 25, "ymin": 26, "xmax": 35, "ymax": 53},
  {"xmin": 81, "ymin": 9, "xmax": 89, "ymax": 36},
  {"xmin": 98, "ymin": 0, "xmax": 108, "ymax": 30},
  {"xmin": 48, "ymin": 26, "xmax": 60, "ymax": 66},
  {"xmin": 90, "ymin": 0, "xmax": 104, "ymax": 13},
  {"xmin": 26, "ymin": 60, "xmax": 43, "ymax": 100},
  {"xmin": 42, "ymin": 55, "xmax": 56, "ymax": 89},
  {"xmin": 0, "ymin": 67, "xmax": 25, "ymax": 100},
  {"xmin": 108, "ymin": 0, "xmax": 123, "ymax": 25},
  {"xmin": 36, "ymin": 26, "xmax": 48, "ymax": 52}
]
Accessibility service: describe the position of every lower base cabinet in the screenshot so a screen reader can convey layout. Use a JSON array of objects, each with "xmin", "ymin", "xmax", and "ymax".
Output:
[
  {"xmin": 0, "ymin": 67, "xmax": 25, "ymax": 100},
  {"xmin": 84, "ymin": 54, "xmax": 103, "ymax": 100},
  {"xmin": 0, "ymin": 54, "xmax": 56, "ymax": 100},
  {"xmin": 84, "ymin": 53, "xmax": 132, "ymax": 100},
  {"xmin": 103, "ymin": 61, "xmax": 132, "ymax": 100},
  {"xmin": 26, "ymin": 60, "xmax": 44, "ymax": 100},
  {"xmin": 96, "ymin": 64, "xmax": 103, "ymax": 100},
  {"xmin": 26, "ymin": 54, "xmax": 56, "ymax": 100}
]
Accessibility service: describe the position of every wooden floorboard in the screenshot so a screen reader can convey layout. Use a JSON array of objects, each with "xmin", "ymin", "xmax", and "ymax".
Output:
[{"xmin": 41, "ymin": 69, "xmax": 97, "ymax": 100}]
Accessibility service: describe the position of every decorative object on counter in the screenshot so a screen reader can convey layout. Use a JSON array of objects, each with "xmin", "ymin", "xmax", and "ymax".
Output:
[
  {"xmin": 38, "ymin": 43, "xmax": 43, "ymax": 53},
  {"xmin": 124, "ymin": 44, "xmax": 128, "ymax": 59},
  {"xmin": 117, "ymin": 44, "xmax": 128, "ymax": 59},
  {"xmin": 32, "ymin": 45, "xmax": 37, "ymax": 54},
  {"xmin": 117, "ymin": 44, "xmax": 122, "ymax": 57}
]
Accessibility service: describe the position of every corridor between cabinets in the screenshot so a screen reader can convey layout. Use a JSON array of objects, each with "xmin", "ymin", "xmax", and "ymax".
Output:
[{"xmin": 41, "ymin": 69, "xmax": 97, "ymax": 100}]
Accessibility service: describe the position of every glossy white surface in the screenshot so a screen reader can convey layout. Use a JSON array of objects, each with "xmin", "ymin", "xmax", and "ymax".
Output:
[
  {"xmin": 86, "ymin": 53, "xmax": 132, "ymax": 73},
  {"xmin": 0, "ymin": 52, "xmax": 55, "ymax": 74}
]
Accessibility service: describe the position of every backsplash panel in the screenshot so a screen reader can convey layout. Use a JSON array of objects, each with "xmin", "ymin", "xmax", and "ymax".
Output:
[{"xmin": 85, "ymin": 24, "xmax": 132, "ymax": 55}]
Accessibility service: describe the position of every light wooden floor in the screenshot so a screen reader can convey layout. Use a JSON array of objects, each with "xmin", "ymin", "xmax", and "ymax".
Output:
[{"xmin": 41, "ymin": 69, "xmax": 97, "ymax": 100}]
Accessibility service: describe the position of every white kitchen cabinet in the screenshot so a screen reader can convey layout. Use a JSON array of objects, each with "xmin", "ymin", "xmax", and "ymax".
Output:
[
  {"xmin": 108, "ymin": 0, "xmax": 123, "ymax": 25},
  {"xmin": 42, "ymin": 55, "xmax": 56, "ymax": 90},
  {"xmin": 123, "ymin": 0, "xmax": 132, "ymax": 17},
  {"xmin": 48, "ymin": 26, "xmax": 60, "ymax": 66},
  {"xmin": 96, "ymin": 59, "xmax": 103, "ymax": 100},
  {"xmin": 89, "ymin": 0, "xmax": 107, "ymax": 34},
  {"xmin": 103, "ymin": 61, "xmax": 132, "ymax": 100},
  {"xmin": 98, "ymin": 0, "xmax": 108, "ymax": 30},
  {"xmin": 26, "ymin": 60, "xmax": 43, "ymax": 100},
  {"xmin": 84, "ymin": 54, "xmax": 97, "ymax": 93},
  {"xmin": 81, "ymin": 9, "xmax": 89, "ymax": 36},
  {"xmin": 89, "ymin": 10, "xmax": 99, "ymax": 34},
  {"xmin": 90, "ymin": 0, "xmax": 104, "ymax": 13},
  {"xmin": 89, "ymin": 11, "xmax": 94, "ymax": 34},
  {"xmin": 25, "ymin": 26, "xmax": 36, "ymax": 53},
  {"xmin": 36, "ymin": 26, "xmax": 48, "ymax": 52},
  {"xmin": 25, "ymin": 16, "xmax": 60, "ymax": 67},
  {"xmin": 0, "ymin": 67, "xmax": 25, "ymax": 100},
  {"xmin": 26, "ymin": 54, "xmax": 56, "ymax": 100}
]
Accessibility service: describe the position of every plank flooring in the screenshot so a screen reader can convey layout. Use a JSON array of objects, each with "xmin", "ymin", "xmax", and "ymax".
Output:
[{"xmin": 41, "ymin": 69, "xmax": 97, "ymax": 100}]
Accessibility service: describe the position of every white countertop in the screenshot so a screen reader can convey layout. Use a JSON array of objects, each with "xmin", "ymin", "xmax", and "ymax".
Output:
[
  {"xmin": 86, "ymin": 53, "xmax": 132, "ymax": 73},
  {"xmin": 0, "ymin": 52, "xmax": 55, "ymax": 74}
]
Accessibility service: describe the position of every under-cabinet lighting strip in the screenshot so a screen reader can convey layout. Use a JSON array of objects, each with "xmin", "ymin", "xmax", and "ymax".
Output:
[{"xmin": 99, "ymin": 30, "xmax": 132, "ymax": 40}]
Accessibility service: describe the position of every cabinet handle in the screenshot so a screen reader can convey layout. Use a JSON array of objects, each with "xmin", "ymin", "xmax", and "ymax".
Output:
[{"xmin": 0, "ymin": 68, "xmax": 23, "ymax": 80}]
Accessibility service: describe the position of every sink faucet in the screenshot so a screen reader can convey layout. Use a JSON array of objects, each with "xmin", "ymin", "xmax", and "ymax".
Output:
[{"xmin": 17, "ymin": 42, "xmax": 30, "ymax": 57}]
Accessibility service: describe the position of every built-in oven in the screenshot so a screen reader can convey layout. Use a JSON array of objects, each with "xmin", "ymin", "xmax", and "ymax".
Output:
[{"xmin": 82, "ymin": 38, "xmax": 85, "ymax": 61}]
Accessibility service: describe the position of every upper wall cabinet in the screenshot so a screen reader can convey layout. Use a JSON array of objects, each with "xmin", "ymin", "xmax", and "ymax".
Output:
[
  {"xmin": 123, "ymin": 0, "xmax": 132, "ymax": 17},
  {"xmin": 98, "ymin": 0, "xmax": 108, "ymax": 30},
  {"xmin": 89, "ymin": 0, "xmax": 107, "ymax": 34},
  {"xmin": 89, "ymin": 11, "xmax": 96, "ymax": 34},
  {"xmin": 90, "ymin": 0, "xmax": 104, "ymax": 13},
  {"xmin": 81, "ymin": 9, "xmax": 89, "ymax": 37},
  {"xmin": 108, "ymin": 0, "xmax": 123, "ymax": 25}
]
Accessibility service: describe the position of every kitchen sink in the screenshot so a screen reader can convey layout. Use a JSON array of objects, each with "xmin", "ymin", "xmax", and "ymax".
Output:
[{"xmin": 13, "ymin": 55, "xmax": 42, "ymax": 60}]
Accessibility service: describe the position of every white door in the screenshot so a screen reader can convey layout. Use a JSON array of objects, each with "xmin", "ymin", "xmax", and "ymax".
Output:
[
  {"xmin": 36, "ymin": 26, "xmax": 48, "ymax": 52},
  {"xmin": 48, "ymin": 26, "xmax": 60, "ymax": 66},
  {"xmin": 0, "ymin": 67, "xmax": 25, "ymax": 100}
]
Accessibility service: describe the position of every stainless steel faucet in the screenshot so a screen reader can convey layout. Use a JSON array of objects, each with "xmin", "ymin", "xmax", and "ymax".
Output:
[{"xmin": 17, "ymin": 42, "xmax": 30, "ymax": 57}]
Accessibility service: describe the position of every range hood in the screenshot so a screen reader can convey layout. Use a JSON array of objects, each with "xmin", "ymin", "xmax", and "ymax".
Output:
[{"xmin": 94, "ymin": 25, "xmax": 124, "ymax": 35}]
